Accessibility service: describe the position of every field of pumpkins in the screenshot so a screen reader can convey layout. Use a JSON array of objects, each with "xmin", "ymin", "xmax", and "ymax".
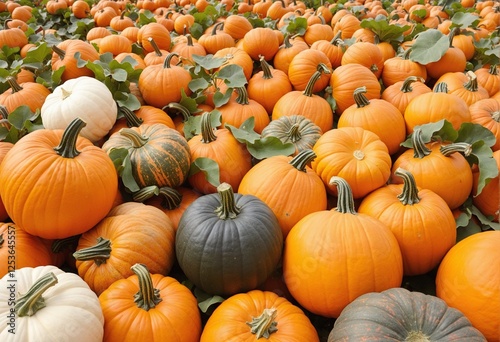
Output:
[{"xmin": 0, "ymin": 0, "xmax": 499, "ymax": 340}]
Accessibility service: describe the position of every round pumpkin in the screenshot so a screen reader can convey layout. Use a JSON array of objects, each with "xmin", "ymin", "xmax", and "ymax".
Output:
[
  {"xmin": 41, "ymin": 76, "xmax": 118, "ymax": 143},
  {"xmin": 99, "ymin": 263, "xmax": 201, "ymax": 342},
  {"xmin": 201, "ymin": 290, "xmax": 319, "ymax": 341},
  {"xmin": 0, "ymin": 118, "xmax": 118, "ymax": 239},
  {"xmin": 436, "ymin": 231, "xmax": 500, "ymax": 341},
  {"xmin": 283, "ymin": 177, "xmax": 403, "ymax": 318},
  {"xmin": 0, "ymin": 77, "xmax": 51, "ymax": 114},
  {"xmin": 102, "ymin": 124, "xmax": 191, "ymax": 189},
  {"xmin": 176, "ymin": 183, "xmax": 283, "ymax": 296},
  {"xmin": 51, "ymin": 39, "xmax": 100, "ymax": 82},
  {"xmin": 74, "ymin": 202, "xmax": 176, "ymax": 296},
  {"xmin": 328, "ymin": 287, "xmax": 486, "ymax": 341}
]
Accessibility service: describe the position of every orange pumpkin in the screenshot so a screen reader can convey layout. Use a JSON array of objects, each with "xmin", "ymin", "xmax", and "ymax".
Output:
[
  {"xmin": 381, "ymin": 76, "xmax": 432, "ymax": 115},
  {"xmin": 283, "ymin": 176, "xmax": 403, "ymax": 318},
  {"xmin": 0, "ymin": 118, "xmax": 118, "ymax": 239},
  {"xmin": 99, "ymin": 263, "xmax": 201, "ymax": 342},
  {"xmin": 0, "ymin": 77, "xmax": 50, "ymax": 113},
  {"xmin": 436, "ymin": 231, "xmax": 500, "ymax": 341},
  {"xmin": 435, "ymin": 70, "xmax": 489, "ymax": 106},
  {"xmin": 51, "ymin": 39, "xmax": 100, "ymax": 82},
  {"xmin": 469, "ymin": 98, "xmax": 500, "ymax": 152}
]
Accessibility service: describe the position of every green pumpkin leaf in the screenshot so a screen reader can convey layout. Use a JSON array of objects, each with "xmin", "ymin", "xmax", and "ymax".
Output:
[
  {"xmin": 468, "ymin": 142, "xmax": 498, "ymax": 196},
  {"xmin": 450, "ymin": 12, "xmax": 480, "ymax": 29},
  {"xmin": 192, "ymin": 54, "xmax": 226, "ymax": 71},
  {"xmin": 194, "ymin": 287, "xmax": 225, "ymax": 313},
  {"xmin": 108, "ymin": 147, "xmax": 141, "ymax": 193},
  {"xmin": 8, "ymin": 106, "xmax": 36, "ymax": 130},
  {"xmin": 23, "ymin": 42, "xmax": 52, "ymax": 64},
  {"xmin": 189, "ymin": 157, "xmax": 220, "ymax": 187},
  {"xmin": 110, "ymin": 68, "xmax": 128, "ymax": 82},
  {"xmin": 409, "ymin": 29, "xmax": 450, "ymax": 65},
  {"xmin": 279, "ymin": 15, "xmax": 307, "ymax": 36},
  {"xmin": 456, "ymin": 122, "xmax": 497, "ymax": 148},
  {"xmin": 225, "ymin": 117, "xmax": 260, "ymax": 144},
  {"xmin": 179, "ymin": 88, "xmax": 200, "ymax": 113},
  {"xmin": 471, "ymin": 205, "xmax": 500, "ymax": 231},
  {"xmin": 213, "ymin": 88, "xmax": 233, "ymax": 108},
  {"xmin": 138, "ymin": 10, "xmax": 156, "ymax": 26},
  {"xmin": 401, "ymin": 120, "xmax": 457, "ymax": 148},
  {"xmin": 189, "ymin": 77, "xmax": 211, "ymax": 93},
  {"xmin": 183, "ymin": 109, "xmax": 222, "ymax": 140},
  {"xmin": 114, "ymin": 91, "xmax": 141, "ymax": 111},
  {"xmin": 218, "ymin": 64, "xmax": 247, "ymax": 89},
  {"xmin": 360, "ymin": 18, "xmax": 410, "ymax": 43},
  {"xmin": 247, "ymin": 136, "xmax": 295, "ymax": 160}
]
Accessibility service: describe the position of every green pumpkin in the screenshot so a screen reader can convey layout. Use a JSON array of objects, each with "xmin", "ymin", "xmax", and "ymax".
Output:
[
  {"xmin": 175, "ymin": 183, "xmax": 283, "ymax": 296},
  {"xmin": 328, "ymin": 287, "xmax": 486, "ymax": 341}
]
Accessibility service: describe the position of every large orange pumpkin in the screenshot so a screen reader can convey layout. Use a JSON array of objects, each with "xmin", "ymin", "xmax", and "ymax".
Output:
[
  {"xmin": 436, "ymin": 231, "xmax": 500, "ymax": 341},
  {"xmin": 283, "ymin": 176, "xmax": 403, "ymax": 318},
  {"xmin": 0, "ymin": 118, "xmax": 118, "ymax": 239}
]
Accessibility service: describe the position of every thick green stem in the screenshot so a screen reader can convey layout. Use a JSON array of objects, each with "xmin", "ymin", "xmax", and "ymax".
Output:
[
  {"xmin": 119, "ymin": 106, "xmax": 144, "ymax": 127},
  {"xmin": 433, "ymin": 82, "xmax": 448, "ymax": 93},
  {"xmin": 214, "ymin": 183, "xmax": 241, "ymax": 220},
  {"xmin": 16, "ymin": 272, "xmax": 58, "ymax": 317},
  {"xmin": 235, "ymin": 86, "xmax": 250, "ymax": 105},
  {"xmin": 287, "ymin": 123, "xmax": 301, "ymax": 143},
  {"xmin": 259, "ymin": 55, "xmax": 274, "ymax": 80},
  {"xmin": 289, "ymin": 149, "xmax": 316, "ymax": 172},
  {"xmin": 489, "ymin": 64, "xmax": 498, "ymax": 76},
  {"xmin": 51, "ymin": 235, "xmax": 81, "ymax": 254},
  {"xmin": 119, "ymin": 127, "xmax": 149, "ymax": 148},
  {"xmin": 133, "ymin": 185, "xmax": 160, "ymax": 202},
  {"xmin": 131, "ymin": 263, "xmax": 162, "ymax": 311},
  {"xmin": 51, "ymin": 44, "xmax": 66, "ymax": 59},
  {"xmin": 411, "ymin": 128, "xmax": 432, "ymax": 159},
  {"xmin": 211, "ymin": 21, "xmax": 224, "ymax": 35},
  {"xmin": 440, "ymin": 142, "xmax": 472, "ymax": 157},
  {"xmin": 6, "ymin": 76, "xmax": 23, "ymax": 93},
  {"xmin": 53, "ymin": 117, "xmax": 86, "ymax": 158},
  {"xmin": 395, "ymin": 167, "xmax": 420, "ymax": 205},
  {"xmin": 353, "ymin": 86, "xmax": 370, "ymax": 108},
  {"xmin": 400, "ymin": 76, "xmax": 426, "ymax": 93},
  {"xmin": 246, "ymin": 308, "xmax": 278, "ymax": 338},
  {"xmin": 148, "ymin": 37, "xmax": 164, "ymax": 57},
  {"xmin": 303, "ymin": 63, "xmax": 330, "ymax": 97},
  {"xmin": 163, "ymin": 52, "xmax": 179, "ymax": 69},
  {"xmin": 200, "ymin": 111, "xmax": 217, "ymax": 143},
  {"xmin": 157, "ymin": 186, "xmax": 183, "ymax": 209},
  {"xmin": 329, "ymin": 176, "xmax": 357, "ymax": 215},
  {"xmin": 163, "ymin": 102, "xmax": 192, "ymax": 123},
  {"xmin": 73, "ymin": 237, "xmax": 112, "ymax": 266},
  {"xmin": 463, "ymin": 70, "xmax": 479, "ymax": 92}
]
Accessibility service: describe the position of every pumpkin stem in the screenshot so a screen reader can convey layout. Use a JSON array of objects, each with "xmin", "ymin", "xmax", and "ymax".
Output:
[
  {"xmin": 5, "ymin": 76, "xmax": 23, "ymax": 94},
  {"xmin": 51, "ymin": 44, "xmax": 66, "ymax": 59},
  {"xmin": 489, "ymin": 64, "xmax": 498, "ymax": 76},
  {"xmin": 235, "ymin": 86, "xmax": 250, "ymax": 105},
  {"xmin": 0, "ymin": 233, "xmax": 4, "ymax": 246},
  {"xmin": 329, "ymin": 176, "xmax": 357, "ymax": 215},
  {"xmin": 259, "ymin": 55, "xmax": 274, "ymax": 80},
  {"xmin": 439, "ymin": 142, "xmax": 472, "ymax": 157},
  {"xmin": 51, "ymin": 235, "xmax": 81, "ymax": 254},
  {"xmin": 211, "ymin": 21, "xmax": 224, "ymax": 35},
  {"xmin": 119, "ymin": 127, "xmax": 149, "ymax": 148},
  {"xmin": 15, "ymin": 272, "xmax": 58, "ymax": 317},
  {"xmin": 119, "ymin": 106, "xmax": 144, "ymax": 127},
  {"xmin": 400, "ymin": 76, "xmax": 426, "ymax": 93},
  {"xmin": 411, "ymin": 128, "xmax": 432, "ymax": 159},
  {"xmin": 157, "ymin": 186, "xmax": 183, "ymax": 209},
  {"xmin": 289, "ymin": 149, "xmax": 317, "ymax": 172},
  {"xmin": 246, "ymin": 308, "xmax": 278, "ymax": 338},
  {"xmin": 395, "ymin": 167, "xmax": 420, "ymax": 205},
  {"xmin": 131, "ymin": 263, "xmax": 163, "ymax": 311},
  {"xmin": 491, "ymin": 109, "xmax": 500, "ymax": 123},
  {"xmin": 405, "ymin": 331, "xmax": 431, "ymax": 342},
  {"xmin": 463, "ymin": 70, "xmax": 479, "ymax": 92},
  {"xmin": 214, "ymin": 182, "xmax": 241, "ymax": 220},
  {"xmin": 353, "ymin": 86, "xmax": 370, "ymax": 108},
  {"xmin": 72, "ymin": 237, "xmax": 112, "ymax": 266},
  {"xmin": 282, "ymin": 34, "xmax": 294, "ymax": 49},
  {"xmin": 163, "ymin": 102, "xmax": 192, "ymax": 123},
  {"xmin": 163, "ymin": 52, "xmax": 180, "ymax": 69},
  {"xmin": 287, "ymin": 123, "xmax": 302, "ymax": 143},
  {"xmin": 0, "ymin": 105, "xmax": 10, "ymax": 129},
  {"xmin": 133, "ymin": 185, "xmax": 160, "ymax": 202},
  {"xmin": 53, "ymin": 117, "xmax": 86, "ymax": 158},
  {"xmin": 200, "ymin": 111, "xmax": 217, "ymax": 143},
  {"xmin": 148, "ymin": 37, "xmax": 164, "ymax": 57},
  {"xmin": 433, "ymin": 82, "xmax": 448, "ymax": 93},
  {"xmin": 331, "ymin": 30, "xmax": 343, "ymax": 45},
  {"xmin": 448, "ymin": 27, "xmax": 459, "ymax": 48},
  {"xmin": 303, "ymin": 63, "xmax": 330, "ymax": 97}
]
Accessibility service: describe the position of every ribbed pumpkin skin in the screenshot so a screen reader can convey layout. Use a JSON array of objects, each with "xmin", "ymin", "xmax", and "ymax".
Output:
[
  {"xmin": 283, "ymin": 207, "xmax": 403, "ymax": 318},
  {"xmin": 328, "ymin": 288, "xmax": 487, "ymax": 342},
  {"xmin": 102, "ymin": 124, "xmax": 191, "ymax": 188},
  {"xmin": 436, "ymin": 231, "xmax": 500, "ymax": 341},
  {"xmin": 0, "ymin": 128, "xmax": 118, "ymax": 239},
  {"xmin": 200, "ymin": 290, "xmax": 319, "ymax": 341},
  {"xmin": 176, "ymin": 190, "xmax": 283, "ymax": 296}
]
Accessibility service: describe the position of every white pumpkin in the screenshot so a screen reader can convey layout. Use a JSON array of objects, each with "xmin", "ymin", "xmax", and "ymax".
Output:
[
  {"xmin": 0, "ymin": 265, "xmax": 104, "ymax": 342},
  {"xmin": 41, "ymin": 76, "xmax": 117, "ymax": 142}
]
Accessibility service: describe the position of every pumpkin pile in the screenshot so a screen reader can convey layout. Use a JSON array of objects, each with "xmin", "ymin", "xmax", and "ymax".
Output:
[{"xmin": 0, "ymin": 0, "xmax": 499, "ymax": 340}]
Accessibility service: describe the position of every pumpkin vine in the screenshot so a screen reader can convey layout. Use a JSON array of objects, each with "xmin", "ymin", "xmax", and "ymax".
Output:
[
  {"xmin": 131, "ymin": 263, "xmax": 163, "ymax": 311},
  {"xmin": 53, "ymin": 117, "xmax": 86, "ymax": 158},
  {"xmin": 214, "ymin": 182, "xmax": 241, "ymax": 220},
  {"xmin": 15, "ymin": 272, "xmax": 58, "ymax": 317},
  {"xmin": 246, "ymin": 308, "xmax": 278, "ymax": 339}
]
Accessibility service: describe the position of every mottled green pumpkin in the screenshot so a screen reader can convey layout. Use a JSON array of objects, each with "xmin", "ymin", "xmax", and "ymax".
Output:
[
  {"xmin": 328, "ymin": 287, "xmax": 486, "ymax": 342},
  {"xmin": 102, "ymin": 124, "xmax": 190, "ymax": 189}
]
